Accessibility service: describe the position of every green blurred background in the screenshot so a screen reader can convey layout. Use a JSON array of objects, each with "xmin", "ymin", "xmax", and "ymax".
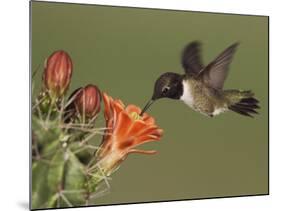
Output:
[{"xmin": 31, "ymin": 1, "xmax": 268, "ymax": 205}]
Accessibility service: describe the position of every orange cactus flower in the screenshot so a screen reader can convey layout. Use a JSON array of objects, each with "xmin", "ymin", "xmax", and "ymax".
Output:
[{"xmin": 96, "ymin": 93, "xmax": 163, "ymax": 175}]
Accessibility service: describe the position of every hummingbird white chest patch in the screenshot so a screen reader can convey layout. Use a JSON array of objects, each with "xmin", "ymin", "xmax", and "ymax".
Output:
[
  {"xmin": 212, "ymin": 107, "xmax": 228, "ymax": 116},
  {"xmin": 180, "ymin": 80, "xmax": 195, "ymax": 108}
]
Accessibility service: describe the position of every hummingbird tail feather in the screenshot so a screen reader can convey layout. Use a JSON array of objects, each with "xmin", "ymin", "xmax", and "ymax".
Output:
[{"xmin": 225, "ymin": 90, "xmax": 260, "ymax": 117}]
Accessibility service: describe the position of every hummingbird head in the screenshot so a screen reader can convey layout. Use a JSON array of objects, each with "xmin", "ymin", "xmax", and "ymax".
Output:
[{"xmin": 140, "ymin": 72, "xmax": 183, "ymax": 115}]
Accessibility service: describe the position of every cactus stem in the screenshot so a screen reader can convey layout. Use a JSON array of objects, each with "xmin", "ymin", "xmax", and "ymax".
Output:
[
  {"xmin": 61, "ymin": 190, "xmax": 86, "ymax": 194},
  {"xmin": 80, "ymin": 132, "xmax": 100, "ymax": 145},
  {"xmin": 32, "ymin": 138, "xmax": 41, "ymax": 160},
  {"xmin": 72, "ymin": 145, "xmax": 100, "ymax": 155},
  {"xmin": 32, "ymin": 157, "xmax": 52, "ymax": 165},
  {"xmin": 55, "ymin": 155, "xmax": 68, "ymax": 207},
  {"xmin": 62, "ymin": 142, "xmax": 67, "ymax": 148},
  {"xmin": 59, "ymin": 193, "xmax": 73, "ymax": 207},
  {"xmin": 64, "ymin": 122, "xmax": 99, "ymax": 128},
  {"xmin": 36, "ymin": 158, "xmax": 52, "ymax": 165},
  {"xmin": 86, "ymin": 149, "xmax": 103, "ymax": 168},
  {"xmin": 34, "ymin": 100, "xmax": 44, "ymax": 123},
  {"xmin": 39, "ymin": 148, "xmax": 60, "ymax": 160},
  {"xmin": 32, "ymin": 54, "xmax": 117, "ymax": 209},
  {"xmin": 97, "ymin": 164, "xmax": 110, "ymax": 188},
  {"xmin": 86, "ymin": 171, "xmax": 111, "ymax": 192},
  {"xmin": 83, "ymin": 144, "xmax": 100, "ymax": 150},
  {"xmin": 89, "ymin": 187, "xmax": 110, "ymax": 201},
  {"xmin": 32, "ymin": 155, "xmax": 40, "ymax": 161},
  {"xmin": 32, "ymin": 94, "xmax": 47, "ymax": 111},
  {"xmin": 63, "ymin": 151, "xmax": 69, "ymax": 161},
  {"xmin": 58, "ymin": 97, "xmax": 66, "ymax": 122},
  {"xmin": 87, "ymin": 174, "xmax": 111, "ymax": 202},
  {"xmin": 60, "ymin": 124, "xmax": 106, "ymax": 134},
  {"xmin": 86, "ymin": 157, "xmax": 108, "ymax": 175},
  {"xmin": 84, "ymin": 186, "xmax": 90, "ymax": 206},
  {"xmin": 44, "ymin": 99, "xmax": 55, "ymax": 127}
]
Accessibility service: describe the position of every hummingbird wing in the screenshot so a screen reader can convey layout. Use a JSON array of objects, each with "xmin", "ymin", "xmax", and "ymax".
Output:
[
  {"xmin": 200, "ymin": 42, "xmax": 239, "ymax": 90},
  {"xmin": 181, "ymin": 41, "xmax": 204, "ymax": 77}
]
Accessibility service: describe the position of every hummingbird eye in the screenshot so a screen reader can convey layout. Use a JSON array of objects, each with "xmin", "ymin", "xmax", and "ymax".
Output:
[{"xmin": 162, "ymin": 86, "xmax": 170, "ymax": 94}]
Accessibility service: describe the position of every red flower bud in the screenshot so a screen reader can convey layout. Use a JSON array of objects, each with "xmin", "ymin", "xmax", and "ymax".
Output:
[
  {"xmin": 44, "ymin": 50, "xmax": 73, "ymax": 98},
  {"xmin": 74, "ymin": 85, "xmax": 101, "ymax": 119}
]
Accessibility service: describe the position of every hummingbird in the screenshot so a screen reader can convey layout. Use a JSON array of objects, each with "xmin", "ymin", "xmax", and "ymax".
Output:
[{"xmin": 140, "ymin": 41, "xmax": 260, "ymax": 117}]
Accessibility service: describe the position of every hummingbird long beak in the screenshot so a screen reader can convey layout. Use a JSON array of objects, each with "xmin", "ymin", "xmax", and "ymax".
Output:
[{"xmin": 140, "ymin": 99, "xmax": 154, "ymax": 116}]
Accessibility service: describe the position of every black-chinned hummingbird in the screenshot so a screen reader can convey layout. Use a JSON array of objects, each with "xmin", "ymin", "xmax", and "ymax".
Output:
[{"xmin": 140, "ymin": 41, "xmax": 259, "ymax": 117}]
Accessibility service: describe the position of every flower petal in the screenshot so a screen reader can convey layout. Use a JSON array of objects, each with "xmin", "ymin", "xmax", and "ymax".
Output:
[
  {"xmin": 128, "ymin": 149, "xmax": 157, "ymax": 155},
  {"xmin": 141, "ymin": 113, "xmax": 155, "ymax": 125},
  {"xmin": 118, "ymin": 137, "xmax": 134, "ymax": 150},
  {"xmin": 132, "ymin": 134, "xmax": 161, "ymax": 148},
  {"xmin": 115, "ymin": 99, "xmax": 125, "ymax": 108},
  {"xmin": 125, "ymin": 120, "xmax": 148, "ymax": 137},
  {"xmin": 98, "ymin": 93, "xmax": 163, "ymax": 176},
  {"xmin": 96, "ymin": 138, "xmax": 112, "ymax": 159},
  {"xmin": 102, "ymin": 92, "xmax": 111, "ymax": 121},
  {"xmin": 135, "ymin": 126, "xmax": 163, "ymax": 138},
  {"xmin": 125, "ymin": 104, "xmax": 141, "ymax": 114},
  {"xmin": 113, "ymin": 99, "xmax": 124, "ymax": 115},
  {"xmin": 114, "ymin": 111, "xmax": 133, "ymax": 141}
]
